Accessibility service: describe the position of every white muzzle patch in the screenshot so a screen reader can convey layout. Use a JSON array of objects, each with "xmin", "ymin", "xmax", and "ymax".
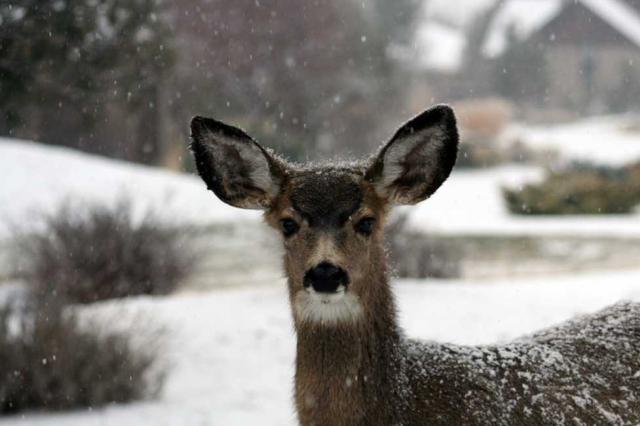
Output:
[{"xmin": 294, "ymin": 286, "xmax": 363, "ymax": 325}]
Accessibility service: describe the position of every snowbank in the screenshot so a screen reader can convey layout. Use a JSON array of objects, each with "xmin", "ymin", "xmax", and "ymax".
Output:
[
  {"xmin": 0, "ymin": 139, "xmax": 260, "ymax": 236},
  {"xmin": 507, "ymin": 115, "xmax": 640, "ymax": 167},
  {"xmin": 403, "ymin": 165, "xmax": 640, "ymax": 237}
]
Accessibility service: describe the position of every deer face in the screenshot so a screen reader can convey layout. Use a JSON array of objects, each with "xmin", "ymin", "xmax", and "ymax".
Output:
[{"xmin": 190, "ymin": 105, "xmax": 459, "ymax": 326}]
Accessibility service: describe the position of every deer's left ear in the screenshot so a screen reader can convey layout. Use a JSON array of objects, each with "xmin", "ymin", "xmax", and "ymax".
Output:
[{"xmin": 365, "ymin": 104, "xmax": 459, "ymax": 205}]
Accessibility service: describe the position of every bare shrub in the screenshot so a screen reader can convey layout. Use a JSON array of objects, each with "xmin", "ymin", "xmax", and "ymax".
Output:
[
  {"xmin": 453, "ymin": 98, "xmax": 514, "ymax": 169},
  {"xmin": 386, "ymin": 214, "xmax": 461, "ymax": 279},
  {"xmin": 456, "ymin": 137, "xmax": 503, "ymax": 169},
  {"xmin": 0, "ymin": 296, "xmax": 162, "ymax": 413},
  {"xmin": 14, "ymin": 199, "xmax": 199, "ymax": 304},
  {"xmin": 454, "ymin": 98, "xmax": 513, "ymax": 138}
]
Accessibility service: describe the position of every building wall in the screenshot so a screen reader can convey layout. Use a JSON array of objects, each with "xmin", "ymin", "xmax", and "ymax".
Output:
[{"xmin": 545, "ymin": 45, "xmax": 640, "ymax": 113}]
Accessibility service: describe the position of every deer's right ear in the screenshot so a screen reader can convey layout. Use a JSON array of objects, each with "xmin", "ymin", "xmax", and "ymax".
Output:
[{"xmin": 190, "ymin": 116, "xmax": 287, "ymax": 209}]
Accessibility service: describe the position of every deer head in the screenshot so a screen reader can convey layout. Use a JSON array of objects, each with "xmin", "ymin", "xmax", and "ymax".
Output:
[{"xmin": 190, "ymin": 105, "xmax": 458, "ymax": 327}]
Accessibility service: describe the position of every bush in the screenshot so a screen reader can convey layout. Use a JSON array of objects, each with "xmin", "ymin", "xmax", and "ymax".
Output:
[
  {"xmin": 14, "ymin": 199, "xmax": 198, "ymax": 304},
  {"xmin": 454, "ymin": 98, "xmax": 513, "ymax": 169},
  {"xmin": 504, "ymin": 162, "xmax": 640, "ymax": 215},
  {"xmin": 454, "ymin": 98, "xmax": 513, "ymax": 138},
  {"xmin": 0, "ymin": 296, "xmax": 162, "ymax": 413},
  {"xmin": 386, "ymin": 215, "xmax": 461, "ymax": 279},
  {"xmin": 456, "ymin": 136, "xmax": 503, "ymax": 169}
]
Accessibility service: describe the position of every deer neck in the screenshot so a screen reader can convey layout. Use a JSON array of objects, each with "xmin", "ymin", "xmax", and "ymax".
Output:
[{"xmin": 292, "ymin": 267, "xmax": 404, "ymax": 425}]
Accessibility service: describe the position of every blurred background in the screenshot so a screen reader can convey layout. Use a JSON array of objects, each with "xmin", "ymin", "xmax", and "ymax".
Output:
[{"xmin": 1, "ymin": 0, "xmax": 640, "ymax": 424}]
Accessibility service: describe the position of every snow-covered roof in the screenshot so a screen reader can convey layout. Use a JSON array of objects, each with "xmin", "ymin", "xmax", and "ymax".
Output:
[
  {"xmin": 482, "ymin": 0, "xmax": 640, "ymax": 58},
  {"xmin": 414, "ymin": 22, "xmax": 467, "ymax": 73},
  {"xmin": 409, "ymin": 0, "xmax": 499, "ymax": 73},
  {"xmin": 482, "ymin": 0, "xmax": 562, "ymax": 58},
  {"xmin": 581, "ymin": 0, "xmax": 640, "ymax": 47}
]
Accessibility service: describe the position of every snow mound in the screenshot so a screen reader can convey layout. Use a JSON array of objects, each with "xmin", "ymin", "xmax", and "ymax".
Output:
[
  {"xmin": 0, "ymin": 139, "xmax": 260, "ymax": 236},
  {"xmin": 507, "ymin": 116, "xmax": 640, "ymax": 167}
]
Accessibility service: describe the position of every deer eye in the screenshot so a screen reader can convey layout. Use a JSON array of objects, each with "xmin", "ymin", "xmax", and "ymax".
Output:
[
  {"xmin": 354, "ymin": 217, "xmax": 375, "ymax": 236},
  {"xmin": 280, "ymin": 218, "xmax": 299, "ymax": 237}
]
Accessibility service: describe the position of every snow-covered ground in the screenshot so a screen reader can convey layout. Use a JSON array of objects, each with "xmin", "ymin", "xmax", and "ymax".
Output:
[
  {"xmin": 0, "ymin": 139, "xmax": 260, "ymax": 237},
  {"xmin": 507, "ymin": 115, "xmax": 640, "ymax": 167},
  {"xmin": 6, "ymin": 269, "xmax": 640, "ymax": 426}
]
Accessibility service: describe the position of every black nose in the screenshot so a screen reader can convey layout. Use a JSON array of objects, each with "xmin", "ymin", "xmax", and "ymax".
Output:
[{"xmin": 304, "ymin": 262, "xmax": 349, "ymax": 293}]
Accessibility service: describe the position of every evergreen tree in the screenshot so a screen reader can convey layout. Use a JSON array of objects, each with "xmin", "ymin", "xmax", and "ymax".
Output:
[
  {"xmin": 170, "ymin": 0, "xmax": 412, "ymax": 161},
  {"xmin": 0, "ymin": 0, "xmax": 174, "ymax": 163}
]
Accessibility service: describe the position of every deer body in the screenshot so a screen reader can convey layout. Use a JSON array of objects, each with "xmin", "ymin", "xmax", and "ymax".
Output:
[
  {"xmin": 190, "ymin": 105, "xmax": 640, "ymax": 425},
  {"xmin": 294, "ymin": 286, "xmax": 640, "ymax": 425}
]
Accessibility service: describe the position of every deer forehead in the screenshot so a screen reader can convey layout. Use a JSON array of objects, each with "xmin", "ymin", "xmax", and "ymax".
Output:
[{"xmin": 286, "ymin": 170, "xmax": 366, "ymax": 227}]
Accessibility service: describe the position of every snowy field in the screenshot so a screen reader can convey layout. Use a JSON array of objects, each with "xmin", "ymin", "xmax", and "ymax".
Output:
[{"xmin": 4, "ymin": 269, "xmax": 640, "ymax": 426}]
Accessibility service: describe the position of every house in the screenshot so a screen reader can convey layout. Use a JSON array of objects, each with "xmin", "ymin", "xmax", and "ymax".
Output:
[
  {"xmin": 412, "ymin": 0, "xmax": 640, "ymax": 114},
  {"xmin": 481, "ymin": 0, "xmax": 640, "ymax": 113}
]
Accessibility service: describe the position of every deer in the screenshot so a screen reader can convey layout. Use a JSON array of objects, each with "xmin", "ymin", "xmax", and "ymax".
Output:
[{"xmin": 190, "ymin": 105, "xmax": 640, "ymax": 425}]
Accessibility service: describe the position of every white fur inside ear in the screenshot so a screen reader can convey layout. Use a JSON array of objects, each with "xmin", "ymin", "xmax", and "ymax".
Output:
[
  {"xmin": 294, "ymin": 287, "xmax": 363, "ymax": 325},
  {"xmin": 375, "ymin": 127, "xmax": 446, "ymax": 201},
  {"xmin": 202, "ymin": 129, "xmax": 279, "ymax": 196}
]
